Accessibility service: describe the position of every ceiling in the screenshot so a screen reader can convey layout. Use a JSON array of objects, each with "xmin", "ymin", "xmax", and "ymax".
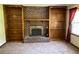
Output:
[{"xmin": 22, "ymin": 4, "xmax": 72, "ymax": 7}]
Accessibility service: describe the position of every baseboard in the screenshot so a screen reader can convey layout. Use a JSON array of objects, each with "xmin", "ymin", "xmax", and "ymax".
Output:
[{"xmin": 0, "ymin": 42, "xmax": 6, "ymax": 48}]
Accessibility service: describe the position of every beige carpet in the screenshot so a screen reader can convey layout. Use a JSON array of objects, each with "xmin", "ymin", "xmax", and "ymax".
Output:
[{"xmin": 0, "ymin": 40, "xmax": 79, "ymax": 54}]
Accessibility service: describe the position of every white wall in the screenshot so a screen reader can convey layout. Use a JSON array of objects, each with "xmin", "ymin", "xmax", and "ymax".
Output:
[
  {"xmin": 66, "ymin": 4, "xmax": 79, "ymax": 48},
  {"xmin": 0, "ymin": 5, "xmax": 6, "ymax": 46},
  {"xmin": 65, "ymin": 8, "xmax": 69, "ymax": 39}
]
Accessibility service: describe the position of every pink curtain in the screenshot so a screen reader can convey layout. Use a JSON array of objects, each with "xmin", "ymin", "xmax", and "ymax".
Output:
[{"xmin": 66, "ymin": 7, "xmax": 77, "ymax": 42}]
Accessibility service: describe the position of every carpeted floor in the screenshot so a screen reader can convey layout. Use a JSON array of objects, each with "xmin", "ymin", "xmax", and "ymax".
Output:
[{"xmin": 0, "ymin": 40, "xmax": 79, "ymax": 54}]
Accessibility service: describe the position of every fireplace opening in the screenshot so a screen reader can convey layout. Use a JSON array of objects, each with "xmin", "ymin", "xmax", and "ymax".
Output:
[
  {"xmin": 32, "ymin": 28, "xmax": 42, "ymax": 36},
  {"xmin": 30, "ymin": 26, "xmax": 43, "ymax": 36}
]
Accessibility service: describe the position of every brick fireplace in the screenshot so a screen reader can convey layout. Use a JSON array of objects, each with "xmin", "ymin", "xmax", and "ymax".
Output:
[{"xmin": 24, "ymin": 6, "xmax": 49, "ymax": 42}]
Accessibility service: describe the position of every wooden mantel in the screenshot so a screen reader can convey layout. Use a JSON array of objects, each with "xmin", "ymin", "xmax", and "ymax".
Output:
[{"xmin": 25, "ymin": 19, "xmax": 49, "ymax": 21}]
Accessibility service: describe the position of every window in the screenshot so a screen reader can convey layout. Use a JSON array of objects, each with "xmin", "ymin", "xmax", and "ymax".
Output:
[{"xmin": 71, "ymin": 9, "xmax": 79, "ymax": 36}]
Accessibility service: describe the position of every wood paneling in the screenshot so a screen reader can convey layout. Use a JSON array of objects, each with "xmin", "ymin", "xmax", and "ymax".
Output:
[
  {"xmin": 49, "ymin": 7, "xmax": 66, "ymax": 40},
  {"xmin": 22, "ymin": 7, "xmax": 25, "ymax": 40},
  {"xmin": 5, "ymin": 7, "xmax": 23, "ymax": 41},
  {"xmin": 49, "ymin": 29, "xmax": 65, "ymax": 40},
  {"xmin": 4, "ymin": 6, "xmax": 66, "ymax": 41}
]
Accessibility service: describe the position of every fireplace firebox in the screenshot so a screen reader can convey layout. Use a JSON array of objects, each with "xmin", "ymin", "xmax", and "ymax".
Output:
[{"xmin": 30, "ymin": 26, "xmax": 43, "ymax": 36}]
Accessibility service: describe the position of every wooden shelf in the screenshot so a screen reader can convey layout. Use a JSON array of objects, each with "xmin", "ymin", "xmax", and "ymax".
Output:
[
  {"xmin": 25, "ymin": 19, "xmax": 49, "ymax": 21},
  {"xmin": 49, "ymin": 28, "xmax": 65, "ymax": 30}
]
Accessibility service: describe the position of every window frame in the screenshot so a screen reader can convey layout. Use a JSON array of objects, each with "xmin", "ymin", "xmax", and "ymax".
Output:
[{"xmin": 71, "ymin": 9, "xmax": 79, "ymax": 36}]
